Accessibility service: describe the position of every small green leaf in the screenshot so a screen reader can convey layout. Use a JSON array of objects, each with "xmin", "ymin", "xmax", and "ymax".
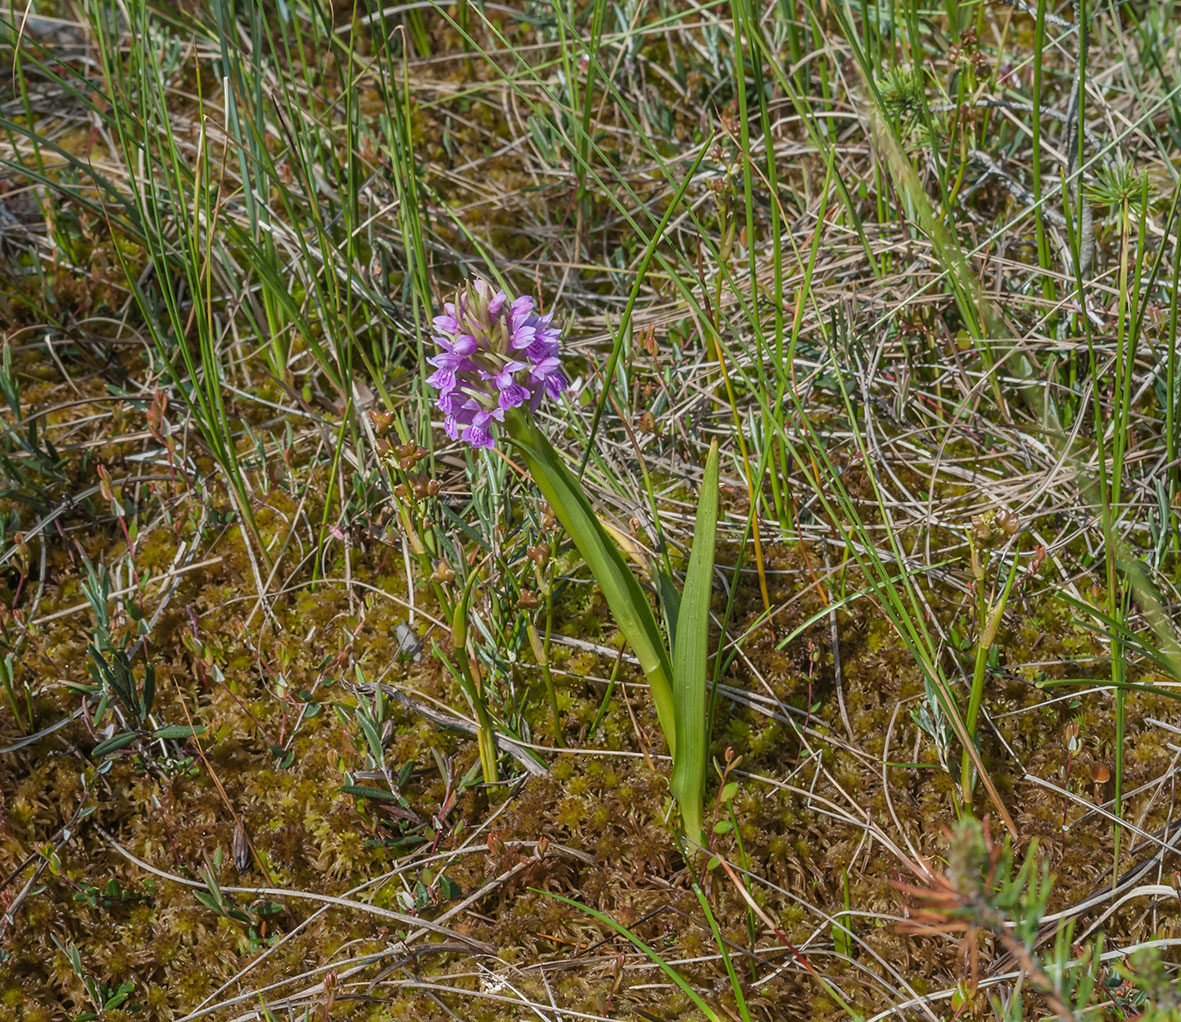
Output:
[
  {"xmin": 193, "ymin": 890, "xmax": 220, "ymax": 912},
  {"xmin": 340, "ymin": 784, "xmax": 401, "ymax": 802},
  {"xmin": 103, "ymin": 986, "xmax": 131, "ymax": 1010},
  {"xmin": 141, "ymin": 663, "xmax": 155, "ymax": 719},
  {"xmin": 92, "ymin": 732, "xmax": 138, "ymax": 756},
  {"xmin": 153, "ymin": 724, "xmax": 206, "ymax": 740}
]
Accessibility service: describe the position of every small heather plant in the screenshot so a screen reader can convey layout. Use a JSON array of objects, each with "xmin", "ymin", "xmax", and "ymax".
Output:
[{"xmin": 894, "ymin": 817, "xmax": 1181, "ymax": 1020}]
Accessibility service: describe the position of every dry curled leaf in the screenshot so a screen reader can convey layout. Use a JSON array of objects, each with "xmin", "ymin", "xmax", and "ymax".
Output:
[{"xmin": 232, "ymin": 819, "xmax": 250, "ymax": 874}]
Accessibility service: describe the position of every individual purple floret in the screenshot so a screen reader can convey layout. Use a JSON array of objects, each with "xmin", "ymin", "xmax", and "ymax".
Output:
[{"xmin": 427, "ymin": 278, "xmax": 568, "ymax": 449}]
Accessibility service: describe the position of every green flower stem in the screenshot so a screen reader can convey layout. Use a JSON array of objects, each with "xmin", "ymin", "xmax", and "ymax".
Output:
[
  {"xmin": 505, "ymin": 408, "xmax": 677, "ymax": 758},
  {"xmin": 527, "ymin": 615, "xmax": 563, "ymax": 747},
  {"xmin": 453, "ymin": 571, "xmax": 499, "ymax": 784},
  {"xmin": 464, "ymin": 657, "xmax": 500, "ymax": 785}
]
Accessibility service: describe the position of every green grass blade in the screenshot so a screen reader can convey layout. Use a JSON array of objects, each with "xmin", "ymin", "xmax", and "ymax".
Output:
[
  {"xmin": 671, "ymin": 439, "xmax": 719, "ymax": 847},
  {"xmin": 535, "ymin": 890, "xmax": 724, "ymax": 1022},
  {"xmin": 691, "ymin": 880, "xmax": 751, "ymax": 1022}
]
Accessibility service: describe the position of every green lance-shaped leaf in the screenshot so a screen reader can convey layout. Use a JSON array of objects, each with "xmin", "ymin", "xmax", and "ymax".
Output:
[
  {"xmin": 92, "ymin": 731, "xmax": 138, "ymax": 757},
  {"xmin": 153, "ymin": 724, "xmax": 206, "ymax": 740},
  {"xmin": 670, "ymin": 439, "xmax": 719, "ymax": 847},
  {"xmin": 505, "ymin": 409, "xmax": 676, "ymax": 756}
]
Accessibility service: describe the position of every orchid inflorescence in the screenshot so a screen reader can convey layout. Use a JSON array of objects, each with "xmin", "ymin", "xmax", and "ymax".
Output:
[{"xmin": 427, "ymin": 278, "xmax": 568, "ymax": 449}]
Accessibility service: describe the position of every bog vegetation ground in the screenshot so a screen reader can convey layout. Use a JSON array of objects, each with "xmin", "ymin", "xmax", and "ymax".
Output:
[{"xmin": 2, "ymin": 0, "xmax": 1181, "ymax": 1019}]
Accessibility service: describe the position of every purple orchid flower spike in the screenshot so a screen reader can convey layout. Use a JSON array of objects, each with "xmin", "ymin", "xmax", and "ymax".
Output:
[{"xmin": 426, "ymin": 277, "xmax": 568, "ymax": 450}]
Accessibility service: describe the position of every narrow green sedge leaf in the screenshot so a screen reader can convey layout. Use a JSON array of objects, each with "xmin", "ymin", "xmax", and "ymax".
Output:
[
  {"xmin": 670, "ymin": 439, "xmax": 719, "ymax": 848},
  {"xmin": 534, "ymin": 889, "xmax": 724, "ymax": 1022}
]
